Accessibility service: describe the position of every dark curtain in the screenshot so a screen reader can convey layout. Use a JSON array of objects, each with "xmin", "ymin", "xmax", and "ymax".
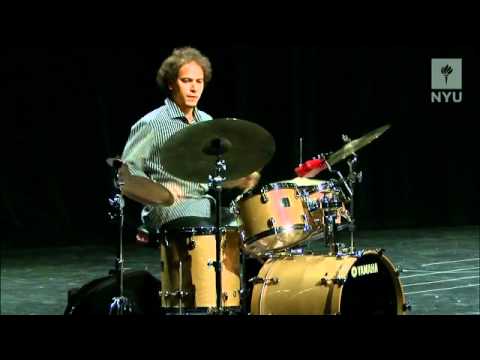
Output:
[{"xmin": 2, "ymin": 47, "xmax": 478, "ymax": 248}]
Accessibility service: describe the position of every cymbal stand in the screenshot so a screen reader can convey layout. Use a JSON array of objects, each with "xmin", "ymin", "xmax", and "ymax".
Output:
[
  {"xmin": 325, "ymin": 154, "xmax": 362, "ymax": 255},
  {"xmin": 107, "ymin": 169, "xmax": 133, "ymax": 315},
  {"xmin": 346, "ymin": 156, "xmax": 362, "ymax": 254},
  {"xmin": 208, "ymin": 157, "xmax": 227, "ymax": 313}
]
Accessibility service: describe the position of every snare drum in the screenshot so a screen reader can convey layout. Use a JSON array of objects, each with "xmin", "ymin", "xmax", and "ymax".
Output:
[
  {"xmin": 159, "ymin": 226, "xmax": 241, "ymax": 312},
  {"xmin": 250, "ymin": 249, "xmax": 408, "ymax": 315},
  {"xmin": 236, "ymin": 182, "xmax": 314, "ymax": 256}
]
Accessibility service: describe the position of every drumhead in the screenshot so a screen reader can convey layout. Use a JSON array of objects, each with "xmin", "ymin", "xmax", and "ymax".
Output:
[{"xmin": 340, "ymin": 252, "xmax": 401, "ymax": 315}]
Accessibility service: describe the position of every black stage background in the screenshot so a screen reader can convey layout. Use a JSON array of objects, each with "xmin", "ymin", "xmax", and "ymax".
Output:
[{"xmin": 2, "ymin": 47, "xmax": 478, "ymax": 248}]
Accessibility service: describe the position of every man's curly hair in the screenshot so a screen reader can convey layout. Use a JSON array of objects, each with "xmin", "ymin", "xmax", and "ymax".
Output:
[{"xmin": 156, "ymin": 47, "xmax": 212, "ymax": 93}]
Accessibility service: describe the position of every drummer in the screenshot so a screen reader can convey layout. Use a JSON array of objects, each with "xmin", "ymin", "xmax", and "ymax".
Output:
[{"xmin": 118, "ymin": 47, "xmax": 260, "ymax": 234}]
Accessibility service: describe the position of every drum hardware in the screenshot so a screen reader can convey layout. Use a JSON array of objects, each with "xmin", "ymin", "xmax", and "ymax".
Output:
[
  {"xmin": 249, "ymin": 276, "xmax": 266, "ymax": 285},
  {"xmin": 267, "ymin": 217, "xmax": 276, "ymax": 228},
  {"xmin": 106, "ymin": 158, "xmax": 133, "ymax": 315},
  {"xmin": 187, "ymin": 239, "xmax": 196, "ymax": 251},
  {"xmin": 264, "ymin": 278, "xmax": 279, "ymax": 286},
  {"xmin": 395, "ymin": 266, "xmax": 403, "ymax": 276},
  {"xmin": 230, "ymin": 200, "xmax": 240, "ymax": 216},
  {"xmin": 319, "ymin": 278, "xmax": 329, "ymax": 286},
  {"xmin": 248, "ymin": 276, "xmax": 278, "ymax": 286},
  {"xmin": 299, "ymin": 137, "xmax": 303, "ymax": 166},
  {"xmin": 403, "ymin": 302, "xmax": 412, "ymax": 312},
  {"xmin": 239, "ymin": 252, "xmax": 248, "ymax": 314},
  {"xmin": 320, "ymin": 277, "xmax": 347, "ymax": 286},
  {"xmin": 203, "ymin": 150, "xmax": 226, "ymax": 311},
  {"xmin": 319, "ymin": 277, "xmax": 346, "ymax": 286},
  {"xmin": 178, "ymin": 260, "xmax": 184, "ymax": 314},
  {"xmin": 160, "ymin": 290, "xmax": 190, "ymax": 299},
  {"xmin": 261, "ymin": 189, "xmax": 269, "ymax": 203},
  {"xmin": 301, "ymin": 214, "xmax": 311, "ymax": 232}
]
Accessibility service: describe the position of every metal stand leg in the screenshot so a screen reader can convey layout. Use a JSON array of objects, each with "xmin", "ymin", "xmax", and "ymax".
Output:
[{"xmin": 108, "ymin": 192, "xmax": 133, "ymax": 315}]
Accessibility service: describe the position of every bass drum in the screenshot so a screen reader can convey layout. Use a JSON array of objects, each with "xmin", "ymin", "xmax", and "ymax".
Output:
[{"xmin": 250, "ymin": 250, "xmax": 407, "ymax": 315}]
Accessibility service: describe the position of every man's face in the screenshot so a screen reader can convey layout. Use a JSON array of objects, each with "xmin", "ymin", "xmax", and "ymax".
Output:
[{"xmin": 171, "ymin": 61, "xmax": 205, "ymax": 111}]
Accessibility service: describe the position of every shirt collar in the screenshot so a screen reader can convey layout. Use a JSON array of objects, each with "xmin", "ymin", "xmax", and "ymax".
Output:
[{"xmin": 165, "ymin": 97, "xmax": 202, "ymax": 123}]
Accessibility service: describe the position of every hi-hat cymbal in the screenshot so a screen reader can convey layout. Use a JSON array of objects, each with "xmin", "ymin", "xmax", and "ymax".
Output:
[
  {"xmin": 327, "ymin": 124, "xmax": 391, "ymax": 166},
  {"xmin": 277, "ymin": 177, "xmax": 327, "ymax": 187},
  {"xmin": 160, "ymin": 118, "xmax": 276, "ymax": 183}
]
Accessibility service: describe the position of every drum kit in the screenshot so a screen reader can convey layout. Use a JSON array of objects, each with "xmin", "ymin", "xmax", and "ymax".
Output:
[{"xmin": 107, "ymin": 120, "xmax": 410, "ymax": 315}]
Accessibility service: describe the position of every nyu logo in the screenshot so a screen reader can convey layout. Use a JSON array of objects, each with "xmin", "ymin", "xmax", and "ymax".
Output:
[{"xmin": 431, "ymin": 58, "xmax": 462, "ymax": 103}]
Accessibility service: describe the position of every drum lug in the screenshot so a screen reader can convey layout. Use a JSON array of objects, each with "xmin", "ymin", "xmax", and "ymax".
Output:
[
  {"xmin": 319, "ymin": 276, "xmax": 345, "ymax": 286},
  {"xmin": 395, "ymin": 266, "xmax": 403, "ymax": 276},
  {"xmin": 403, "ymin": 302, "xmax": 412, "ymax": 312},
  {"xmin": 265, "ymin": 277, "xmax": 279, "ymax": 286},
  {"xmin": 239, "ymin": 229, "xmax": 247, "ymax": 242},
  {"xmin": 207, "ymin": 260, "xmax": 219, "ymax": 270},
  {"xmin": 261, "ymin": 189, "xmax": 269, "ymax": 203},
  {"xmin": 248, "ymin": 276, "xmax": 278, "ymax": 286},
  {"xmin": 229, "ymin": 200, "xmax": 240, "ymax": 216},
  {"xmin": 295, "ymin": 188, "xmax": 301, "ymax": 198},
  {"xmin": 267, "ymin": 217, "xmax": 276, "ymax": 228},
  {"xmin": 249, "ymin": 276, "xmax": 265, "ymax": 284},
  {"xmin": 301, "ymin": 214, "xmax": 311, "ymax": 232},
  {"xmin": 187, "ymin": 239, "xmax": 196, "ymax": 250},
  {"xmin": 159, "ymin": 290, "xmax": 190, "ymax": 299},
  {"xmin": 376, "ymin": 248, "xmax": 385, "ymax": 256}
]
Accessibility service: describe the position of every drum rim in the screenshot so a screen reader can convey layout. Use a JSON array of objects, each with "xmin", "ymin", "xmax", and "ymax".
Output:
[
  {"xmin": 298, "ymin": 182, "xmax": 333, "ymax": 193},
  {"xmin": 242, "ymin": 224, "xmax": 312, "ymax": 248},
  {"xmin": 237, "ymin": 182, "xmax": 299, "ymax": 201},
  {"xmin": 167, "ymin": 225, "xmax": 239, "ymax": 236},
  {"xmin": 162, "ymin": 306, "xmax": 242, "ymax": 314}
]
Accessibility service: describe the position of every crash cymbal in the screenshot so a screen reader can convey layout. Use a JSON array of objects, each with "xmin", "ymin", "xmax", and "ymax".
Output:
[
  {"xmin": 160, "ymin": 118, "xmax": 276, "ymax": 183},
  {"xmin": 327, "ymin": 124, "xmax": 391, "ymax": 166},
  {"xmin": 277, "ymin": 177, "xmax": 328, "ymax": 187}
]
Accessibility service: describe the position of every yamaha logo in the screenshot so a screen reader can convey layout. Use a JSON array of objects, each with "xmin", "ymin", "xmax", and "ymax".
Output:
[{"xmin": 351, "ymin": 263, "xmax": 379, "ymax": 278}]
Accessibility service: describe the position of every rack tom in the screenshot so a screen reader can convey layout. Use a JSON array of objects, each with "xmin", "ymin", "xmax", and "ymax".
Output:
[{"xmin": 235, "ymin": 182, "xmax": 314, "ymax": 256}]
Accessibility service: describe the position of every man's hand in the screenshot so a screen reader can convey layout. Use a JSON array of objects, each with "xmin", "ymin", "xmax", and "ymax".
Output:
[{"xmin": 224, "ymin": 171, "xmax": 261, "ymax": 192}]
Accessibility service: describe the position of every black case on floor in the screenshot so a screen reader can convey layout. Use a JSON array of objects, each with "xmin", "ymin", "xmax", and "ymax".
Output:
[{"xmin": 64, "ymin": 270, "xmax": 163, "ymax": 315}]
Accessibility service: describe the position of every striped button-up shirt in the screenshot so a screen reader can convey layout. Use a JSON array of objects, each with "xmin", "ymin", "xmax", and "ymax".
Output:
[{"xmin": 121, "ymin": 98, "xmax": 213, "ymax": 228}]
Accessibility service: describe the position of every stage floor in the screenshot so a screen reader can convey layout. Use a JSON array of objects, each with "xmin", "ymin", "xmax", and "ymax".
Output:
[{"xmin": 1, "ymin": 226, "xmax": 479, "ymax": 315}]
